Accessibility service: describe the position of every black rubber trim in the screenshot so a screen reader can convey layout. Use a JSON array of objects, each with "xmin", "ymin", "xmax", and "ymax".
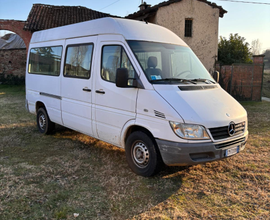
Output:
[
  {"xmin": 178, "ymin": 85, "xmax": 218, "ymax": 91},
  {"xmin": 40, "ymin": 92, "xmax": 62, "ymax": 100}
]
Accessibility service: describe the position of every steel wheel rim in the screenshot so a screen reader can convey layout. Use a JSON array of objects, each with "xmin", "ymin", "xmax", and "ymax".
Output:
[
  {"xmin": 39, "ymin": 113, "xmax": 46, "ymax": 130},
  {"xmin": 132, "ymin": 141, "xmax": 149, "ymax": 168}
]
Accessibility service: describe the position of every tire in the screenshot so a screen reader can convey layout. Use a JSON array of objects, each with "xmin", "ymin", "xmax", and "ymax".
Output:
[
  {"xmin": 125, "ymin": 131, "xmax": 162, "ymax": 177},
  {"xmin": 36, "ymin": 107, "xmax": 55, "ymax": 134}
]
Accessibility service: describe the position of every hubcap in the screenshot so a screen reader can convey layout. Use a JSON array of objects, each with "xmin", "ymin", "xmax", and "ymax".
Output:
[
  {"xmin": 39, "ymin": 114, "xmax": 46, "ymax": 130},
  {"xmin": 132, "ymin": 142, "xmax": 149, "ymax": 168}
]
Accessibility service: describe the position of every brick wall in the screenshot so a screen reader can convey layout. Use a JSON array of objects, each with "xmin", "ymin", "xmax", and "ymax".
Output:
[
  {"xmin": 0, "ymin": 48, "xmax": 26, "ymax": 77},
  {"xmin": 216, "ymin": 56, "xmax": 264, "ymax": 101},
  {"xmin": 0, "ymin": 20, "xmax": 32, "ymax": 50}
]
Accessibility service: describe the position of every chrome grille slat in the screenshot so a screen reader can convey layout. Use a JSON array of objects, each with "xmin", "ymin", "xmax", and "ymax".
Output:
[{"xmin": 209, "ymin": 122, "xmax": 245, "ymax": 140}]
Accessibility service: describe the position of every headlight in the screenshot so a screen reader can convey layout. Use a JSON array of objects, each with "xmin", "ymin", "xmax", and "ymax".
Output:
[{"xmin": 169, "ymin": 122, "xmax": 210, "ymax": 140}]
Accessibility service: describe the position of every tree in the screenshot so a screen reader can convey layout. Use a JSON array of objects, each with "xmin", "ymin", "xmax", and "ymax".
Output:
[
  {"xmin": 251, "ymin": 39, "xmax": 261, "ymax": 55},
  {"xmin": 218, "ymin": 33, "xmax": 252, "ymax": 65},
  {"xmin": 263, "ymin": 49, "xmax": 270, "ymax": 60},
  {"xmin": 263, "ymin": 49, "xmax": 270, "ymax": 69}
]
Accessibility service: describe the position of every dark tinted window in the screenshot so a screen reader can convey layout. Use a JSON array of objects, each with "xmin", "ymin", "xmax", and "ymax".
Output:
[{"xmin": 28, "ymin": 46, "xmax": 62, "ymax": 76}]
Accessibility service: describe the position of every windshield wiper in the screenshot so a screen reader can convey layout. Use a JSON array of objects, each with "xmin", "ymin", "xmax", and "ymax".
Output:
[
  {"xmin": 190, "ymin": 78, "xmax": 216, "ymax": 84},
  {"xmin": 150, "ymin": 78, "xmax": 197, "ymax": 84}
]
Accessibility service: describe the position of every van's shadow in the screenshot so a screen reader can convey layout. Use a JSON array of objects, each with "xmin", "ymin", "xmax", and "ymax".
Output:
[{"xmin": 52, "ymin": 125, "xmax": 189, "ymax": 218}]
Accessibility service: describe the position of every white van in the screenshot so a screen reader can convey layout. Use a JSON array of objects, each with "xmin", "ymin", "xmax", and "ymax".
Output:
[{"xmin": 25, "ymin": 17, "xmax": 248, "ymax": 176}]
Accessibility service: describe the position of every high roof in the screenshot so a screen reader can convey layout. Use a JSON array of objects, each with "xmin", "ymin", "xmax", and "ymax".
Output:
[
  {"xmin": 30, "ymin": 17, "xmax": 187, "ymax": 47},
  {"xmin": 126, "ymin": 0, "xmax": 227, "ymax": 19},
  {"xmin": 24, "ymin": 4, "xmax": 115, "ymax": 32}
]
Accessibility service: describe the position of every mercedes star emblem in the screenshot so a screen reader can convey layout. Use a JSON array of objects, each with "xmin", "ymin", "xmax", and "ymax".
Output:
[{"xmin": 228, "ymin": 121, "xmax": 236, "ymax": 136}]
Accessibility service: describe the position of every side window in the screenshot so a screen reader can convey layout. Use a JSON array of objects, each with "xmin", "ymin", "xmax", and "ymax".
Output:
[
  {"xmin": 28, "ymin": 46, "xmax": 62, "ymax": 76},
  {"xmin": 64, "ymin": 44, "xmax": 93, "ymax": 78},
  {"xmin": 101, "ymin": 45, "xmax": 135, "ymax": 83}
]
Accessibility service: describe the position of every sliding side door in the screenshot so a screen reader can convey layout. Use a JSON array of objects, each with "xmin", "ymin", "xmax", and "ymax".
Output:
[{"xmin": 61, "ymin": 36, "xmax": 97, "ymax": 136}]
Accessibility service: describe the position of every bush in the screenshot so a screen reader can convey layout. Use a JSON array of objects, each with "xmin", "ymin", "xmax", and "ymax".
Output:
[
  {"xmin": 218, "ymin": 33, "xmax": 252, "ymax": 65},
  {"xmin": 0, "ymin": 74, "xmax": 25, "ymax": 85}
]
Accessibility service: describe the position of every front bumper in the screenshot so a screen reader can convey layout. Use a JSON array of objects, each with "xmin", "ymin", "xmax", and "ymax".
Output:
[{"xmin": 156, "ymin": 134, "xmax": 248, "ymax": 166}]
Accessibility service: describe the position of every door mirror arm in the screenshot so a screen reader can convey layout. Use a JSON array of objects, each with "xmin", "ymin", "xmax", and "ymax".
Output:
[
  {"xmin": 213, "ymin": 71, "xmax": 220, "ymax": 83},
  {"xmin": 132, "ymin": 76, "xmax": 144, "ymax": 89}
]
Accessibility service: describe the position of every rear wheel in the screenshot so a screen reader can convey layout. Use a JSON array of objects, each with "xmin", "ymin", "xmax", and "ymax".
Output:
[
  {"xmin": 125, "ymin": 131, "xmax": 161, "ymax": 177},
  {"xmin": 36, "ymin": 108, "xmax": 55, "ymax": 134}
]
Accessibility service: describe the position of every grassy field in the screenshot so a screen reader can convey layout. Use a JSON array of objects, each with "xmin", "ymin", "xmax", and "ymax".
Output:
[
  {"xmin": 262, "ymin": 70, "xmax": 270, "ymax": 98},
  {"xmin": 0, "ymin": 85, "xmax": 269, "ymax": 219}
]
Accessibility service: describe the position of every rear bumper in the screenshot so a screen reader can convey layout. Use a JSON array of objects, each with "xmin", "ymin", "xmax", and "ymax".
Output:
[{"xmin": 156, "ymin": 134, "xmax": 248, "ymax": 166}]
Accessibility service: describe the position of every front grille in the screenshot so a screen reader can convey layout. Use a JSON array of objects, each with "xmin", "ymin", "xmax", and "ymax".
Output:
[
  {"xmin": 215, "ymin": 137, "xmax": 246, "ymax": 149},
  {"xmin": 209, "ymin": 122, "xmax": 245, "ymax": 140}
]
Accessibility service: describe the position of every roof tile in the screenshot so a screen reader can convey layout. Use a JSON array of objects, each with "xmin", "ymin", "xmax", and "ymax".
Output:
[{"xmin": 24, "ymin": 4, "xmax": 114, "ymax": 31}]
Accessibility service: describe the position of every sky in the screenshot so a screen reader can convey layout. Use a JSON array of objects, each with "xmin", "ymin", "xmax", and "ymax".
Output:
[{"xmin": 0, "ymin": 0, "xmax": 269, "ymax": 52}]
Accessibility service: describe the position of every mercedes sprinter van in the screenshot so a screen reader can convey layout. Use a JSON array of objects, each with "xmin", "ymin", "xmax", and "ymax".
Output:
[{"xmin": 25, "ymin": 18, "xmax": 248, "ymax": 176}]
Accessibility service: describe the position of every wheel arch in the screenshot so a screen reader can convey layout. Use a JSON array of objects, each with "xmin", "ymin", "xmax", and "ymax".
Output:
[
  {"xmin": 125, "ymin": 125, "xmax": 155, "ymax": 144},
  {"xmin": 121, "ymin": 124, "xmax": 162, "ymax": 159},
  {"xmin": 35, "ymin": 101, "xmax": 46, "ymax": 113}
]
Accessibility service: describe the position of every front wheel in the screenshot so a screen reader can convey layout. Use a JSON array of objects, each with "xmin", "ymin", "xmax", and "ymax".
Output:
[
  {"xmin": 125, "ymin": 131, "xmax": 161, "ymax": 177},
  {"xmin": 36, "ymin": 108, "xmax": 55, "ymax": 134}
]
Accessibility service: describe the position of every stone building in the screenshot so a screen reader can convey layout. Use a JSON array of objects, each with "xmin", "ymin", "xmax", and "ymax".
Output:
[{"xmin": 127, "ymin": 0, "xmax": 227, "ymax": 72}]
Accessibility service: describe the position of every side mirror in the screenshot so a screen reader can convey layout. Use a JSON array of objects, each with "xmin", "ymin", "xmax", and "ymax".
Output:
[
  {"xmin": 116, "ymin": 68, "xmax": 129, "ymax": 88},
  {"xmin": 116, "ymin": 68, "xmax": 144, "ymax": 89},
  {"xmin": 213, "ymin": 71, "xmax": 219, "ymax": 83}
]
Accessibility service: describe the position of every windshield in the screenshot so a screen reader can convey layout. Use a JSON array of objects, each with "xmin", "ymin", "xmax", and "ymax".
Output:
[{"xmin": 127, "ymin": 40, "xmax": 214, "ymax": 84}]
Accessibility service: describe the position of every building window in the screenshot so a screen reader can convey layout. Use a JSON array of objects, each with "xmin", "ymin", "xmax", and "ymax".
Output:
[{"xmin": 185, "ymin": 19, "xmax": 193, "ymax": 37}]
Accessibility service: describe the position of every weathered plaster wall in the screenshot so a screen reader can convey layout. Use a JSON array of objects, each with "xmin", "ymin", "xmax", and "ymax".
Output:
[
  {"xmin": 154, "ymin": 0, "xmax": 220, "ymax": 72},
  {"xmin": 0, "ymin": 48, "xmax": 26, "ymax": 77}
]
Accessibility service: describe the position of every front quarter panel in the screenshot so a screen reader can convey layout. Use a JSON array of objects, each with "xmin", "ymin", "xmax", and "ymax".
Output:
[{"xmin": 136, "ymin": 89, "xmax": 187, "ymax": 143}]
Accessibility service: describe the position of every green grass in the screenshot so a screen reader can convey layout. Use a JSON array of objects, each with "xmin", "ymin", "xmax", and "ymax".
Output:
[{"xmin": 0, "ymin": 85, "xmax": 269, "ymax": 219}]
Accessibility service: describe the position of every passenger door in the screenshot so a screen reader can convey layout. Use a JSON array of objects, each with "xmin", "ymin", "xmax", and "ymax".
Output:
[
  {"xmin": 61, "ymin": 36, "xmax": 96, "ymax": 136},
  {"xmin": 93, "ymin": 42, "xmax": 138, "ymax": 146}
]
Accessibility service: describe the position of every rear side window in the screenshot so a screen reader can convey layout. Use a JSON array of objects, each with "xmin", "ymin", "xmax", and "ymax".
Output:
[
  {"xmin": 64, "ymin": 44, "xmax": 93, "ymax": 79},
  {"xmin": 101, "ymin": 45, "xmax": 135, "ymax": 83},
  {"xmin": 28, "ymin": 46, "xmax": 62, "ymax": 76}
]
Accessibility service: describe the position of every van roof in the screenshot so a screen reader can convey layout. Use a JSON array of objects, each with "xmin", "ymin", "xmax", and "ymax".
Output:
[{"xmin": 30, "ymin": 17, "xmax": 187, "ymax": 46}]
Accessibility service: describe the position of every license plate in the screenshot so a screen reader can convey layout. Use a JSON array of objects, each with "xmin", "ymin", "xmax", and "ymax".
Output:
[{"xmin": 225, "ymin": 146, "xmax": 240, "ymax": 157}]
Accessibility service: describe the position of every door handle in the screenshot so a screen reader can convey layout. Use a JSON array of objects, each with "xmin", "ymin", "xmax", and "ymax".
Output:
[
  {"xmin": 83, "ymin": 88, "xmax": 91, "ymax": 92},
  {"xmin": 96, "ymin": 90, "xmax": 105, "ymax": 94}
]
